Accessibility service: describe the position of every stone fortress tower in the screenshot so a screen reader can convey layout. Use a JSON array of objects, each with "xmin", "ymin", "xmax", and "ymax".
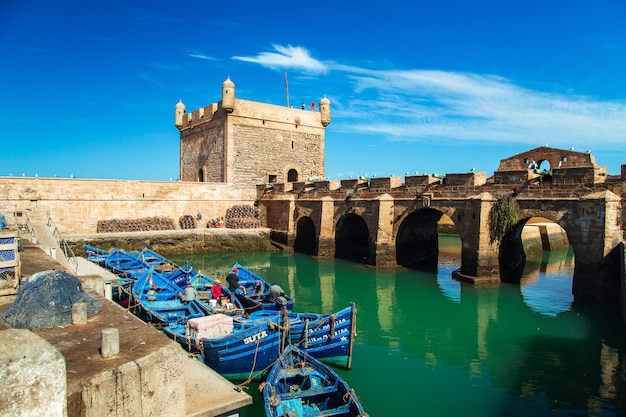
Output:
[{"xmin": 175, "ymin": 77, "xmax": 331, "ymax": 189}]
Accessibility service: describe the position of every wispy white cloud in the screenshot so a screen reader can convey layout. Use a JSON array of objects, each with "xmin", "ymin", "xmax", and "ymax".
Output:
[
  {"xmin": 234, "ymin": 44, "xmax": 626, "ymax": 150},
  {"xmin": 138, "ymin": 72, "xmax": 166, "ymax": 89},
  {"xmin": 335, "ymin": 68, "xmax": 626, "ymax": 147},
  {"xmin": 188, "ymin": 53, "xmax": 216, "ymax": 61},
  {"xmin": 233, "ymin": 45, "xmax": 328, "ymax": 73}
]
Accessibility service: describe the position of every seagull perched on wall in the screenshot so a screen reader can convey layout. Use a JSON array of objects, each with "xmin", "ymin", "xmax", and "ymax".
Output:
[
  {"xmin": 569, "ymin": 147, "xmax": 574, "ymax": 150},
  {"xmin": 469, "ymin": 168, "xmax": 475, "ymax": 172}
]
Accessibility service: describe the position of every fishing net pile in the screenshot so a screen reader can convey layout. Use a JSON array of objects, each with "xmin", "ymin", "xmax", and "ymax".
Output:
[
  {"xmin": 179, "ymin": 214, "xmax": 197, "ymax": 229},
  {"xmin": 225, "ymin": 205, "xmax": 261, "ymax": 229},
  {"xmin": 96, "ymin": 217, "xmax": 176, "ymax": 233},
  {"xmin": 0, "ymin": 270, "xmax": 102, "ymax": 330},
  {"xmin": 206, "ymin": 217, "xmax": 221, "ymax": 228}
]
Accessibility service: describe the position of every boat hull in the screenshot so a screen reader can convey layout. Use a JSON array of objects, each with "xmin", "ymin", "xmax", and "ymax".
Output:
[
  {"xmin": 262, "ymin": 344, "xmax": 367, "ymax": 417},
  {"xmin": 164, "ymin": 303, "xmax": 357, "ymax": 380}
]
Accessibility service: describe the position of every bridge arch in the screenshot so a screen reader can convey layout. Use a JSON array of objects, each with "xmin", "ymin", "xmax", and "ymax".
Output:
[
  {"xmin": 396, "ymin": 208, "xmax": 445, "ymax": 269},
  {"xmin": 335, "ymin": 213, "xmax": 370, "ymax": 264},
  {"xmin": 294, "ymin": 216, "xmax": 316, "ymax": 255},
  {"xmin": 499, "ymin": 216, "xmax": 570, "ymax": 283},
  {"xmin": 496, "ymin": 214, "xmax": 575, "ymax": 315}
]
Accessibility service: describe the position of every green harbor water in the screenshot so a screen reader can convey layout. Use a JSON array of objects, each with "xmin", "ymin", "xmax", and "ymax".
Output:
[{"xmin": 170, "ymin": 237, "xmax": 626, "ymax": 416}]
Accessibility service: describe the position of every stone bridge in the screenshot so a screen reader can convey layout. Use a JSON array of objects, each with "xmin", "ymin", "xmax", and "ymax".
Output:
[{"xmin": 258, "ymin": 147, "xmax": 626, "ymax": 304}]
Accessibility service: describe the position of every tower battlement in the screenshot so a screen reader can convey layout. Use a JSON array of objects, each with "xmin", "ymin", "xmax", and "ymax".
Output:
[{"xmin": 175, "ymin": 78, "xmax": 331, "ymax": 189}]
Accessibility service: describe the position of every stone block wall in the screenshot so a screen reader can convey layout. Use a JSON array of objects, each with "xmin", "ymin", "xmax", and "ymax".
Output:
[
  {"xmin": 369, "ymin": 176, "xmax": 403, "ymax": 192},
  {"xmin": 232, "ymin": 124, "xmax": 323, "ymax": 186},
  {"xmin": 179, "ymin": 97, "xmax": 327, "ymax": 189},
  {"xmin": 0, "ymin": 178, "xmax": 256, "ymax": 234},
  {"xmin": 497, "ymin": 146, "xmax": 598, "ymax": 171},
  {"xmin": 78, "ymin": 343, "xmax": 185, "ymax": 417},
  {"xmin": 552, "ymin": 166, "xmax": 607, "ymax": 185},
  {"xmin": 404, "ymin": 175, "xmax": 441, "ymax": 187},
  {"xmin": 180, "ymin": 121, "xmax": 226, "ymax": 182},
  {"xmin": 444, "ymin": 172, "xmax": 487, "ymax": 187}
]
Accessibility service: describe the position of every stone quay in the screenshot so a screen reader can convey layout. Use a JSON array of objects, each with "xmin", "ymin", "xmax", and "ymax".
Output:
[{"xmin": 0, "ymin": 237, "xmax": 253, "ymax": 417}]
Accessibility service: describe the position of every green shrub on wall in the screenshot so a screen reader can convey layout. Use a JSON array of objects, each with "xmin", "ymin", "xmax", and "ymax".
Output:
[{"xmin": 489, "ymin": 194, "xmax": 519, "ymax": 243}]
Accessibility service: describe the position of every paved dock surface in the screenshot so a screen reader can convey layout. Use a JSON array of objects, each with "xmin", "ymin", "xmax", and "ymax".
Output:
[{"xmin": 0, "ymin": 240, "xmax": 252, "ymax": 416}]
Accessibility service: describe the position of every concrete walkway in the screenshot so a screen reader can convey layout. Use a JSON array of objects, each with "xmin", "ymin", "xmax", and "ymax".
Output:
[{"xmin": 1, "ymin": 240, "xmax": 252, "ymax": 417}]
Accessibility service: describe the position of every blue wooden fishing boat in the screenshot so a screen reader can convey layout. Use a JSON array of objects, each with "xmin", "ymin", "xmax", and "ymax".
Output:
[
  {"xmin": 85, "ymin": 246, "xmax": 167, "ymax": 279},
  {"xmin": 162, "ymin": 302, "xmax": 357, "ymax": 380},
  {"xmin": 133, "ymin": 298, "xmax": 210, "ymax": 325},
  {"xmin": 262, "ymin": 344, "xmax": 368, "ymax": 417},
  {"xmin": 84, "ymin": 246, "xmax": 267, "ymax": 314},
  {"xmin": 128, "ymin": 268, "xmax": 210, "ymax": 325},
  {"xmin": 83, "ymin": 246, "xmax": 241, "ymax": 320},
  {"xmin": 105, "ymin": 249, "xmax": 152, "ymax": 279},
  {"xmin": 132, "ymin": 258, "xmax": 246, "ymax": 315},
  {"xmin": 230, "ymin": 262, "xmax": 296, "ymax": 311}
]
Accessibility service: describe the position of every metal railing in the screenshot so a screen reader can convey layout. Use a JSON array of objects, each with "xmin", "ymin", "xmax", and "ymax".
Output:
[
  {"xmin": 17, "ymin": 210, "xmax": 34, "ymax": 236},
  {"xmin": 46, "ymin": 212, "xmax": 78, "ymax": 274}
]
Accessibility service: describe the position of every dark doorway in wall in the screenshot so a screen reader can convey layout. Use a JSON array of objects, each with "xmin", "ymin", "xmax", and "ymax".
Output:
[
  {"xmin": 287, "ymin": 169, "xmax": 298, "ymax": 182},
  {"xmin": 294, "ymin": 217, "xmax": 316, "ymax": 255},
  {"xmin": 198, "ymin": 169, "xmax": 204, "ymax": 182}
]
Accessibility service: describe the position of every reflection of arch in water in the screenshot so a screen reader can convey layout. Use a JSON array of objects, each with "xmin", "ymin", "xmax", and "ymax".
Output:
[
  {"xmin": 335, "ymin": 213, "xmax": 370, "ymax": 264},
  {"xmin": 436, "ymin": 237, "xmax": 462, "ymax": 303},
  {"xmin": 500, "ymin": 216, "xmax": 574, "ymax": 316},
  {"xmin": 520, "ymin": 247, "xmax": 574, "ymax": 317}
]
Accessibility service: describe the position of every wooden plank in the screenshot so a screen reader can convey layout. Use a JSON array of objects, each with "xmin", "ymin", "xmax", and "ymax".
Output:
[{"xmin": 0, "ymin": 260, "xmax": 17, "ymax": 268}]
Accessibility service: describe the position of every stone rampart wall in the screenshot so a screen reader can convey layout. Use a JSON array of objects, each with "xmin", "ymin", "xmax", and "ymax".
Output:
[
  {"xmin": 497, "ymin": 147, "xmax": 597, "ymax": 170},
  {"xmin": 0, "ymin": 178, "xmax": 256, "ymax": 235},
  {"xmin": 259, "ymin": 173, "xmax": 626, "ymax": 201},
  {"xmin": 66, "ymin": 229, "xmax": 277, "ymax": 256},
  {"xmin": 233, "ymin": 124, "xmax": 323, "ymax": 186},
  {"xmin": 180, "ymin": 121, "xmax": 226, "ymax": 182}
]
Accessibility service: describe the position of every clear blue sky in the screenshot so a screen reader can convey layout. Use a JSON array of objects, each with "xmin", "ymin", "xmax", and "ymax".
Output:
[{"xmin": 2, "ymin": 0, "xmax": 626, "ymax": 181}]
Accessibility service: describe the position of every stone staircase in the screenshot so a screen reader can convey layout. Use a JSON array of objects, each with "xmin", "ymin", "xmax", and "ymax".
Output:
[{"xmin": 25, "ymin": 213, "xmax": 78, "ymax": 274}]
